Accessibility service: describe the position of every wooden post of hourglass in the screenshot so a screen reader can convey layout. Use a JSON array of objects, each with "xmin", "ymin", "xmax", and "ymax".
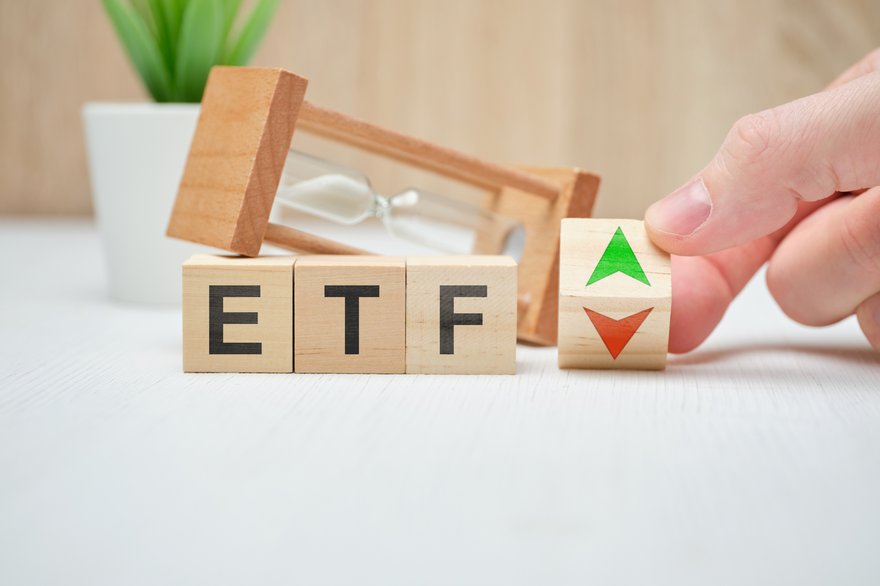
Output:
[{"xmin": 167, "ymin": 67, "xmax": 599, "ymax": 345}]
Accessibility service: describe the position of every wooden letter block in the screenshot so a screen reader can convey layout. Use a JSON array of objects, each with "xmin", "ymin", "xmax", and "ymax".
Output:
[
  {"xmin": 558, "ymin": 219, "xmax": 671, "ymax": 370},
  {"xmin": 294, "ymin": 256, "xmax": 406, "ymax": 374},
  {"xmin": 406, "ymin": 256, "xmax": 517, "ymax": 374},
  {"xmin": 183, "ymin": 255, "xmax": 295, "ymax": 373}
]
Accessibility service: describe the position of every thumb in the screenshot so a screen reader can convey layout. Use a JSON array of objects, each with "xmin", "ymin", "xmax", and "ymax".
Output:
[{"xmin": 645, "ymin": 71, "xmax": 880, "ymax": 256}]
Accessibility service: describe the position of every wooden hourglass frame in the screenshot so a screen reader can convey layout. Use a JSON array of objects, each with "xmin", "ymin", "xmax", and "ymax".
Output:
[{"xmin": 166, "ymin": 67, "xmax": 600, "ymax": 345}]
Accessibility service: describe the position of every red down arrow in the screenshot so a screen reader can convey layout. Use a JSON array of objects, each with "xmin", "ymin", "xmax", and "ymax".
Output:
[{"xmin": 582, "ymin": 307, "xmax": 654, "ymax": 359}]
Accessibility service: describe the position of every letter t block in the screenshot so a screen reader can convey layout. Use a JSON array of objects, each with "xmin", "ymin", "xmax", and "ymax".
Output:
[
  {"xmin": 558, "ymin": 219, "xmax": 671, "ymax": 370},
  {"xmin": 294, "ymin": 256, "xmax": 406, "ymax": 373},
  {"xmin": 406, "ymin": 256, "xmax": 517, "ymax": 374},
  {"xmin": 182, "ymin": 255, "xmax": 295, "ymax": 372}
]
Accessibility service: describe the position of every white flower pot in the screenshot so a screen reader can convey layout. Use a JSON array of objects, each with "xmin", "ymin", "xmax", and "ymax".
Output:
[{"xmin": 83, "ymin": 102, "xmax": 202, "ymax": 305}]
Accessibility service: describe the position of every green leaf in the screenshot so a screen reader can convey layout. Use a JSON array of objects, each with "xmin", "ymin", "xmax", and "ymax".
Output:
[
  {"xmin": 101, "ymin": 0, "xmax": 171, "ymax": 101},
  {"xmin": 130, "ymin": 0, "xmax": 155, "ymax": 34},
  {"xmin": 174, "ymin": 0, "xmax": 227, "ymax": 102},
  {"xmin": 103, "ymin": 0, "xmax": 278, "ymax": 102},
  {"xmin": 225, "ymin": 0, "xmax": 280, "ymax": 66},
  {"xmin": 220, "ymin": 0, "xmax": 243, "ymax": 41},
  {"xmin": 147, "ymin": 0, "xmax": 184, "ymax": 89}
]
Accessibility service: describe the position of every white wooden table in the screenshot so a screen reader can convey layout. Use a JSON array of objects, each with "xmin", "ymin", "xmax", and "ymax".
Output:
[{"xmin": 2, "ymin": 219, "xmax": 879, "ymax": 585}]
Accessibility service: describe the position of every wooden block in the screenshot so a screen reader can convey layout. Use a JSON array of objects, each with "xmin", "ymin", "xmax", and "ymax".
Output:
[
  {"xmin": 476, "ymin": 167, "xmax": 600, "ymax": 346},
  {"xmin": 294, "ymin": 256, "xmax": 405, "ymax": 374},
  {"xmin": 557, "ymin": 219, "xmax": 670, "ymax": 370},
  {"xmin": 182, "ymin": 255, "xmax": 295, "ymax": 373},
  {"xmin": 167, "ymin": 68, "xmax": 308, "ymax": 256},
  {"xmin": 406, "ymin": 256, "xmax": 517, "ymax": 374}
]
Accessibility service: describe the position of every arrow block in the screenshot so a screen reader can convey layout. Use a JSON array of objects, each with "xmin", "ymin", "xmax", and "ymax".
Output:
[{"xmin": 558, "ymin": 219, "xmax": 671, "ymax": 370}]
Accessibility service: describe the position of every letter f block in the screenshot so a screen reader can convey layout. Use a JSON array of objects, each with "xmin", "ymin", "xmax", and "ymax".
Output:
[
  {"xmin": 182, "ymin": 255, "xmax": 295, "ymax": 372},
  {"xmin": 406, "ymin": 256, "xmax": 517, "ymax": 374}
]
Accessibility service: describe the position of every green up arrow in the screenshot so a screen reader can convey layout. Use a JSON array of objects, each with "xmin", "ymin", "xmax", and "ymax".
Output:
[{"xmin": 586, "ymin": 226, "xmax": 650, "ymax": 287}]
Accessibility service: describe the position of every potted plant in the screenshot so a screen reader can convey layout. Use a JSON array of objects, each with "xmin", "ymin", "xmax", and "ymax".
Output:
[{"xmin": 84, "ymin": 0, "xmax": 280, "ymax": 304}]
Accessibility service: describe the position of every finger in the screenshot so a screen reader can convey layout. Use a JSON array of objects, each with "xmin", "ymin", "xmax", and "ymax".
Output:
[
  {"xmin": 668, "ymin": 199, "xmax": 830, "ymax": 352},
  {"xmin": 828, "ymin": 47, "xmax": 880, "ymax": 89},
  {"xmin": 645, "ymin": 71, "xmax": 880, "ymax": 256},
  {"xmin": 856, "ymin": 291, "xmax": 880, "ymax": 351},
  {"xmin": 766, "ymin": 188, "xmax": 880, "ymax": 326},
  {"xmin": 669, "ymin": 246, "xmax": 768, "ymax": 353},
  {"xmin": 662, "ymin": 48, "xmax": 879, "ymax": 351}
]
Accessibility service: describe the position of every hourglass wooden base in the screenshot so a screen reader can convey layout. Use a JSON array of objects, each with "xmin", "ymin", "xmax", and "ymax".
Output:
[
  {"xmin": 167, "ymin": 66, "xmax": 600, "ymax": 346},
  {"xmin": 477, "ymin": 167, "xmax": 599, "ymax": 345}
]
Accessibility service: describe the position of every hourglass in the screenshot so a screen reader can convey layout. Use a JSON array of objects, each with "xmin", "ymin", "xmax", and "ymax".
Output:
[
  {"xmin": 276, "ymin": 150, "xmax": 526, "ymax": 259},
  {"xmin": 167, "ymin": 67, "xmax": 600, "ymax": 345}
]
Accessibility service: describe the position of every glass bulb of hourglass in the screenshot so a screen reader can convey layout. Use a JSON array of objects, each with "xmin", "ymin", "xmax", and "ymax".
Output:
[
  {"xmin": 382, "ymin": 189, "xmax": 525, "ymax": 258},
  {"xmin": 275, "ymin": 150, "xmax": 525, "ymax": 259},
  {"xmin": 275, "ymin": 151, "xmax": 375, "ymax": 224}
]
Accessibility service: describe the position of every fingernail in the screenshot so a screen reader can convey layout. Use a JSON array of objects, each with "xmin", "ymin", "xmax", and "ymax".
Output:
[{"xmin": 646, "ymin": 177, "xmax": 712, "ymax": 236}]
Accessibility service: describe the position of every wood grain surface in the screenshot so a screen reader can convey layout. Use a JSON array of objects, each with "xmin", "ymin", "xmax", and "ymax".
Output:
[
  {"xmin": 167, "ymin": 67, "xmax": 308, "ymax": 256},
  {"xmin": 2, "ymin": 0, "xmax": 878, "ymax": 216},
  {"xmin": 406, "ymin": 255, "xmax": 518, "ymax": 374},
  {"xmin": 294, "ymin": 255, "xmax": 407, "ymax": 373},
  {"xmin": 182, "ymin": 254, "xmax": 296, "ymax": 373}
]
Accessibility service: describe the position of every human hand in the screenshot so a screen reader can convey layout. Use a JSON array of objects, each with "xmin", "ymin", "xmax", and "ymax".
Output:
[{"xmin": 644, "ymin": 49, "xmax": 880, "ymax": 352}]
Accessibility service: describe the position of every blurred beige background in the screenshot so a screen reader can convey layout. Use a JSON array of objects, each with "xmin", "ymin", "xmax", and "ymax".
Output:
[{"xmin": 1, "ymin": 0, "xmax": 878, "ymax": 217}]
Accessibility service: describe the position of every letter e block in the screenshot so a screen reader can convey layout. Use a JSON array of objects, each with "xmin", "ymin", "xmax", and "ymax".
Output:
[
  {"xmin": 406, "ymin": 256, "xmax": 517, "ymax": 374},
  {"xmin": 558, "ymin": 219, "xmax": 670, "ymax": 370},
  {"xmin": 182, "ymin": 255, "xmax": 295, "ymax": 372},
  {"xmin": 294, "ymin": 256, "xmax": 405, "ymax": 374}
]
